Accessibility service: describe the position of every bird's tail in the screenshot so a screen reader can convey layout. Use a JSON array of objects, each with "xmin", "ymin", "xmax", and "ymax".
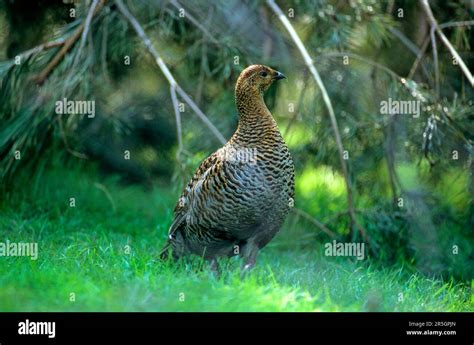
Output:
[{"xmin": 159, "ymin": 241, "xmax": 173, "ymax": 260}]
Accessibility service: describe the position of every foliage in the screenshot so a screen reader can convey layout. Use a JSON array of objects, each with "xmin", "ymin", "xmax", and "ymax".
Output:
[
  {"xmin": 0, "ymin": 0, "xmax": 473, "ymax": 310},
  {"xmin": 0, "ymin": 164, "xmax": 471, "ymax": 312}
]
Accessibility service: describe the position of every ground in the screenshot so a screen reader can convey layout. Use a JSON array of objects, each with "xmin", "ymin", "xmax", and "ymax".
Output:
[{"xmin": 0, "ymin": 163, "xmax": 471, "ymax": 312}]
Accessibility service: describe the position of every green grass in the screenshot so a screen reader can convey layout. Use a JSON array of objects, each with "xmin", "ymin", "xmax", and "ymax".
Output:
[{"xmin": 0, "ymin": 163, "xmax": 472, "ymax": 312}]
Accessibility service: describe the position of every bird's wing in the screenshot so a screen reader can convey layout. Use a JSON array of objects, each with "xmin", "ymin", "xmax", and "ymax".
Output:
[{"xmin": 168, "ymin": 150, "xmax": 223, "ymax": 239}]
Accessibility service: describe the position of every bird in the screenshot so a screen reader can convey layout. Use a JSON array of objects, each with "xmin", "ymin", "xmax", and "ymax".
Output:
[{"xmin": 160, "ymin": 64, "xmax": 295, "ymax": 272}]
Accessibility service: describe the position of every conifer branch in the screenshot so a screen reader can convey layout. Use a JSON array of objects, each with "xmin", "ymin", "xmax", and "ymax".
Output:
[
  {"xmin": 115, "ymin": 0, "xmax": 226, "ymax": 145},
  {"xmin": 169, "ymin": 0, "xmax": 220, "ymax": 45},
  {"xmin": 408, "ymin": 34, "xmax": 431, "ymax": 80},
  {"xmin": 65, "ymin": 0, "xmax": 101, "ymax": 86},
  {"xmin": 420, "ymin": 0, "xmax": 474, "ymax": 87},
  {"xmin": 170, "ymin": 85, "xmax": 184, "ymax": 157},
  {"xmin": 170, "ymin": 84, "xmax": 187, "ymax": 185},
  {"xmin": 266, "ymin": 0, "xmax": 368, "ymax": 241},
  {"xmin": 293, "ymin": 207, "xmax": 336, "ymax": 238},
  {"xmin": 15, "ymin": 39, "xmax": 66, "ymax": 62},
  {"xmin": 34, "ymin": 0, "xmax": 105, "ymax": 85},
  {"xmin": 439, "ymin": 20, "xmax": 474, "ymax": 29}
]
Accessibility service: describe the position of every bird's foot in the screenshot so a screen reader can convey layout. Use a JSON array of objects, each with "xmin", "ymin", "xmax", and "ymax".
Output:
[
  {"xmin": 239, "ymin": 240, "xmax": 259, "ymax": 279},
  {"xmin": 209, "ymin": 258, "xmax": 221, "ymax": 278},
  {"xmin": 240, "ymin": 261, "xmax": 255, "ymax": 279}
]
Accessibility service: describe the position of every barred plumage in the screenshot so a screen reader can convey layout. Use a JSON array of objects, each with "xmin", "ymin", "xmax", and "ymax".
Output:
[{"xmin": 160, "ymin": 65, "xmax": 295, "ymax": 270}]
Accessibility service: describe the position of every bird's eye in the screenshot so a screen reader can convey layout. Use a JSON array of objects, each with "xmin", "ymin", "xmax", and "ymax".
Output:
[{"xmin": 259, "ymin": 71, "xmax": 268, "ymax": 77}]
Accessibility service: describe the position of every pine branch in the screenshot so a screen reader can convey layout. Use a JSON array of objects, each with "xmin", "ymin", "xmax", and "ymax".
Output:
[
  {"xmin": 15, "ymin": 39, "xmax": 66, "ymax": 62},
  {"xmin": 430, "ymin": 25, "xmax": 439, "ymax": 96},
  {"xmin": 170, "ymin": 84, "xmax": 187, "ymax": 186},
  {"xmin": 170, "ymin": 85, "xmax": 184, "ymax": 157},
  {"xmin": 408, "ymin": 34, "xmax": 431, "ymax": 80},
  {"xmin": 439, "ymin": 20, "xmax": 474, "ymax": 29},
  {"xmin": 420, "ymin": 0, "xmax": 474, "ymax": 87},
  {"xmin": 266, "ymin": 0, "xmax": 368, "ymax": 242},
  {"xmin": 115, "ymin": 0, "xmax": 226, "ymax": 145},
  {"xmin": 319, "ymin": 52, "xmax": 402, "ymax": 81},
  {"xmin": 387, "ymin": 27, "xmax": 430, "ymax": 81},
  {"xmin": 169, "ymin": 0, "xmax": 220, "ymax": 45},
  {"xmin": 33, "ymin": 0, "xmax": 105, "ymax": 85},
  {"xmin": 293, "ymin": 207, "xmax": 336, "ymax": 238},
  {"xmin": 100, "ymin": 12, "xmax": 111, "ymax": 83},
  {"xmin": 64, "ymin": 0, "xmax": 102, "ymax": 89}
]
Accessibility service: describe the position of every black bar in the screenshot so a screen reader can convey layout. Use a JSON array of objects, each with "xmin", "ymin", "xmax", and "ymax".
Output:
[{"xmin": 0, "ymin": 312, "xmax": 472, "ymax": 344}]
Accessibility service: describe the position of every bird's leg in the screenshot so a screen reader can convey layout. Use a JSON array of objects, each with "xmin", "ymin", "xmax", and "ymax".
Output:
[
  {"xmin": 209, "ymin": 258, "xmax": 221, "ymax": 277},
  {"xmin": 240, "ymin": 240, "xmax": 259, "ymax": 277}
]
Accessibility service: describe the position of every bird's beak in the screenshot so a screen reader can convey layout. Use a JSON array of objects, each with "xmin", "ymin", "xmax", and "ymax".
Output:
[{"xmin": 273, "ymin": 71, "xmax": 286, "ymax": 80}]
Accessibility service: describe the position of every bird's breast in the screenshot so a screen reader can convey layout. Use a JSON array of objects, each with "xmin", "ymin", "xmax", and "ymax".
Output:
[{"xmin": 222, "ymin": 140, "xmax": 294, "ymax": 209}]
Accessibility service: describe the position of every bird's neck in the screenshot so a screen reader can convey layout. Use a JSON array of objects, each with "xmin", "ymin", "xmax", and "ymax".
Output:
[{"xmin": 232, "ymin": 90, "xmax": 280, "ymax": 145}]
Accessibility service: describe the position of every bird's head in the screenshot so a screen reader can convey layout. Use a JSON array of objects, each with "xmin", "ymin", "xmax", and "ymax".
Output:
[{"xmin": 235, "ymin": 64, "xmax": 286, "ymax": 97}]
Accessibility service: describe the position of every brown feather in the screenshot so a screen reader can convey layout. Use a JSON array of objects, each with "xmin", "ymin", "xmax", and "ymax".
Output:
[{"xmin": 161, "ymin": 65, "xmax": 295, "ymax": 268}]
